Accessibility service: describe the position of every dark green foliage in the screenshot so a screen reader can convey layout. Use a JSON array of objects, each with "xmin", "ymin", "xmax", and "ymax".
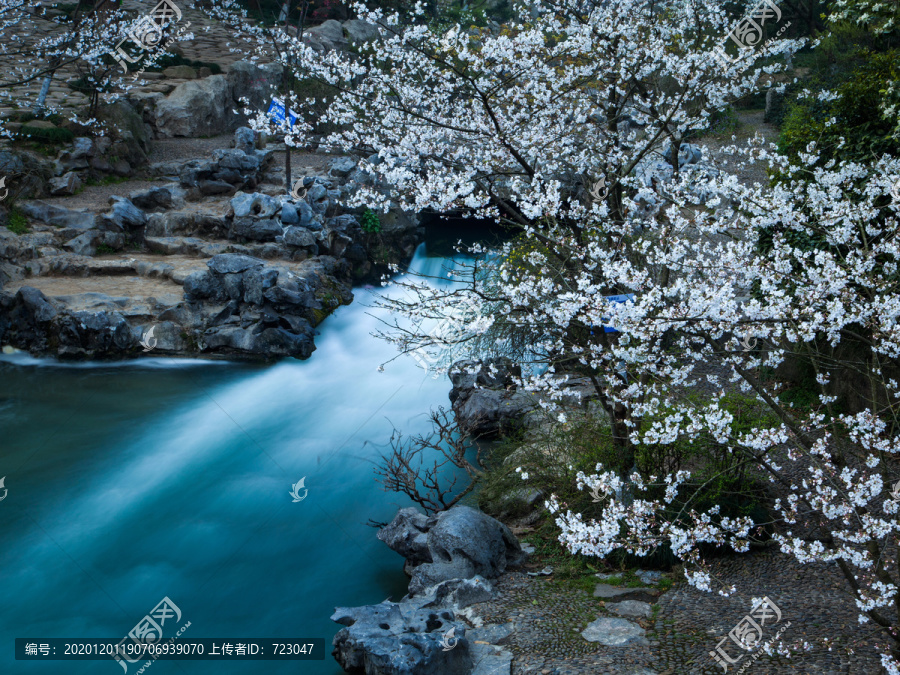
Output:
[
  {"xmin": 13, "ymin": 111, "xmax": 65, "ymax": 125},
  {"xmin": 777, "ymin": 50, "xmax": 900, "ymax": 165},
  {"xmin": 361, "ymin": 208, "xmax": 382, "ymax": 234},
  {"xmin": 5, "ymin": 208, "xmax": 29, "ymax": 235},
  {"xmin": 634, "ymin": 393, "xmax": 776, "ymax": 542},
  {"xmin": 95, "ymin": 243, "xmax": 117, "ymax": 255},
  {"xmin": 17, "ymin": 126, "xmax": 74, "ymax": 144}
]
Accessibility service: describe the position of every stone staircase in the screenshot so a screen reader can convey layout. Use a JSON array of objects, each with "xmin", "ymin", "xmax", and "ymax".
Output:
[{"xmin": 0, "ymin": 127, "xmax": 421, "ymax": 359}]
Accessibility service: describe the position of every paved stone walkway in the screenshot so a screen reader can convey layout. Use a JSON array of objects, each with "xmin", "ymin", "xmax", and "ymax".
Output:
[
  {"xmin": 0, "ymin": 0, "xmax": 267, "ymax": 124},
  {"xmin": 468, "ymin": 551, "xmax": 882, "ymax": 675}
]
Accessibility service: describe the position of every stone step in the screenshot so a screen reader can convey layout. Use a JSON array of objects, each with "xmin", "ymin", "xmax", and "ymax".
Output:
[
  {"xmin": 593, "ymin": 583, "xmax": 660, "ymax": 604},
  {"xmin": 145, "ymin": 235, "xmax": 223, "ymax": 257}
]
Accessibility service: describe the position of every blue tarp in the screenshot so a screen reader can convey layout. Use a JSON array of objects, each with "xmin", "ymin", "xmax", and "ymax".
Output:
[
  {"xmin": 267, "ymin": 97, "xmax": 298, "ymax": 127},
  {"xmin": 595, "ymin": 293, "xmax": 635, "ymax": 333}
]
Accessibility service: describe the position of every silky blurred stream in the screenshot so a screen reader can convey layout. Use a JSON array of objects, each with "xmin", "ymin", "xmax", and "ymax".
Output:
[{"xmin": 0, "ymin": 244, "xmax": 470, "ymax": 674}]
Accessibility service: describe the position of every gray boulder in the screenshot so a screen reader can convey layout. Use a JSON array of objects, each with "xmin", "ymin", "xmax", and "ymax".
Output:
[
  {"xmin": 231, "ymin": 191, "xmax": 280, "ymax": 218},
  {"xmin": 343, "ymin": 19, "xmax": 380, "ymax": 44},
  {"xmin": 155, "ymin": 75, "xmax": 231, "ymax": 137},
  {"xmin": 207, "ymin": 253, "xmax": 264, "ymax": 275},
  {"xmin": 262, "ymin": 284, "xmax": 315, "ymax": 310},
  {"xmin": 198, "ymin": 180, "xmax": 234, "ymax": 195},
  {"xmin": 305, "ymin": 19, "xmax": 348, "ymax": 51},
  {"xmin": 178, "ymin": 159, "xmax": 218, "ymax": 188},
  {"xmin": 57, "ymin": 137, "xmax": 93, "ymax": 171},
  {"xmin": 470, "ymin": 643, "xmax": 513, "ymax": 675},
  {"xmin": 183, "ymin": 270, "xmax": 225, "ymax": 302},
  {"xmin": 636, "ymin": 570, "xmax": 662, "ymax": 585},
  {"xmin": 242, "ymin": 267, "xmax": 279, "ymax": 305},
  {"xmin": 231, "ymin": 217, "xmax": 283, "ymax": 241},
  {"xmin": 227, "ymin": 61, "xmax": 282, "ymax": 113},
  {"xmin": 56, "ymin": 310, "xmax": 134, "ymax": 356},
  {"xmin": 129, "ymin": 186, "xmax": 175, "ymax": 210},
  {"xmin": 331, "ymin": 602, "xmax": 472, "ymax": 675},
  {"xmin": 306, "ymin": 183, "xmax": 328, "ymax": 202},
  {"xmin": 16, "ymin": 286, "xmax": 57, "ymax": 323},
  {"xmin": 63, "ymin": 230, "xmax": 99, "ymax": 256},
  {"xmin": 233, "ymin": 127, "xmax": 256, "ymax": 154},
  {"xmin": 608, "ymin": 600, "xmax": 653, "ymax": 619},
  {"xmin": 202, "ymin": 324, "xmax": 315, "ymax": 358},
  {"xmin": 0, "ymin": 150, "xmax": 55, "ymax": 199},
  {"xmin": 96, "ymin": 101, "xmax": 151, "ymax": 168},
  {"xmin": 18, "ymin": 201, "xmax": 96, "ymax": 229},
  {"xmin": 214, "ymin": 149, "xmax": 261, "ymax": 173},
  {"xmin": 329, "ymin": 156, "xmax": 357, "ymax": 178},
  {"xmin": 279, "ymin": 201, "xmax": 299, "ymax": 224},
  {"xmin": 448, "ymin": 360, "xmax": 537, "ymax": 438},
  {"xmin": 378, "ymin": 506, "xmax": 524, "ymax": 595},
  {"xmin": 282, "ymin": 226, "xmax": 317, "ymax": 248},
  {"xmin": 453, "ymin": 388, "xmax": 537, "ymax": 438},
  {"xmin": 48, "ymin": 172, "xmax": 81, "ymax": 196},
  {"xmin": 296, "ymin": 200, "xmax": 316, "ymax": 227},
  {"xmin": 422, "ymin": 576, "xmax": 494, "ymax": 610},
  {"xmin": 101, "ymin": 197, "xmax": 147, "ymax": 232}
]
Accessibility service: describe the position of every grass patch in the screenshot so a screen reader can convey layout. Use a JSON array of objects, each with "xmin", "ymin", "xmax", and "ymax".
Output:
[
  {"xmin": 16, "ymin": 126, "xmax": 74, "ymax": 145},
  {"xmin": 5, "ymin": 207, "xmax": 29, "ymax": 234}
]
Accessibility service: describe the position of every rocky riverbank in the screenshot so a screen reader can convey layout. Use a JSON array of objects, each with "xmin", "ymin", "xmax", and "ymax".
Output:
[
  {"xmin": 0, "ymin": 126, "xmax": 421, "ymax": 360},
  {"xmin": 419, "ymin": 362, "xmax": 885, "ymax": 675}
]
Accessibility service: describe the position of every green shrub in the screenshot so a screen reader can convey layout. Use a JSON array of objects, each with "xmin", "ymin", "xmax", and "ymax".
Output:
[
  {"xmin": 17, "ymin": 126, "xmax": 74, "ymax": 144},
  {"xmin": 777, "ymin": 50, "xmax": 900, "ymax": 165},
  {"xmin": 95, "ymin": 243, "xmax": 117, "ymax": 255},
  {"xmin": 634, "ymin": 392, "xmax": 777, "ymax": 543},
  {"xmin": 6, "ymin": 207, "xmax": 29, "ymax": 234},
  {"xmin": 361, "ymin": 208, "xmax": 382, "ymax": 234},
  {"xmin": 13, "ymin": 111, "xmax": 64, "ymax": 125}
]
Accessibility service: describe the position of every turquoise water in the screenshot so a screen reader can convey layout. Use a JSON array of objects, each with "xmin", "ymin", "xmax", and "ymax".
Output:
[{"xmin": 0, "ymin": 247, "xmax": 468, "ymax": 674}]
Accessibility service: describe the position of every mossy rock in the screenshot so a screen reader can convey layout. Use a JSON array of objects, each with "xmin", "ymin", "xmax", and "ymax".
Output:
[{"xmin": 94, "ymin": 101, "xmax": 151, "ymax": 167}]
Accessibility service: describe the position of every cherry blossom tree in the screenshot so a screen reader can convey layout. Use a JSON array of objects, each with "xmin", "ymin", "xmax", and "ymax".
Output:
[{"xmin": 212, "ymin": 0, "xmax": 900, "ymax": 667}]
